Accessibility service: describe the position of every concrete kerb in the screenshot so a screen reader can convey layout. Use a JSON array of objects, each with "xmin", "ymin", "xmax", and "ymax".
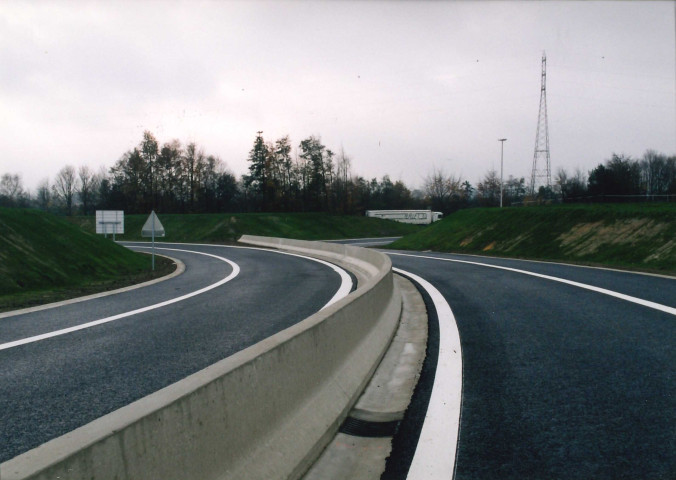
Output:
[
  {"xmin": 302, "ymin": 275, "xmax": 428, "ymax": 480},
  {"xmin": 0, "ymin": 253, "xmax": 185, "ymax": 320},
  {"xmin": 1, "ymin": 236, "xmax": 401, "ymax": 480}
]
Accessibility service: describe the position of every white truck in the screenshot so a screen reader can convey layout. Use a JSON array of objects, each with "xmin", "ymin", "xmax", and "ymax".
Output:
[{"xmin": 365, "ymin": 209, "xmax": 443, "ymax": 225}]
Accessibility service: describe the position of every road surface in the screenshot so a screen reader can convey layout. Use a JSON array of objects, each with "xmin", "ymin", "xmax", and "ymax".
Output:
[
  {"xmin": 3, "ymin": 240, "xmax": 674, "ymax": 479},
  {"xmin": 385, "ymin": 250, "xmax": 675, "ymax": 480},
  {"xmin": 0, "ymin": 242, "xmax": 351, "ymax": 463}
]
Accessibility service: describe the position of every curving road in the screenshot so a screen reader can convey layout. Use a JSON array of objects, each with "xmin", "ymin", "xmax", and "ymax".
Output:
[
  {"xmin": 0, "ymin": 242, "xmax": 352, "ymax": 463},
  {"xmin": 384, "ymin": 250, "xmax": 675, "ymax": 480},
  {"xmin": 2, "ymin": 239, "xmax": 674, "ymax": 479}
]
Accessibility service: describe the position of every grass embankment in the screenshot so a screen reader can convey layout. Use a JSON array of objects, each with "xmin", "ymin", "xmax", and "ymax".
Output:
[
  {"xmin": 390, "ymin": 203, "xmax": 676, "ymax": 274},
  {"xmin": 0, "ymin": 208, "xmax": 174, "ymax": 311},
  {"xmin": 70, "ymin": 212, "xmax": 420, "ymax": 243}
]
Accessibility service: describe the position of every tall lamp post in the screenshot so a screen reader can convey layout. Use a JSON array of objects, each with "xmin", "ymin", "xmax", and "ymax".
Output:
[{"xmin": 498, "ymin": 138, "xmax": 507, "ymax": 208}]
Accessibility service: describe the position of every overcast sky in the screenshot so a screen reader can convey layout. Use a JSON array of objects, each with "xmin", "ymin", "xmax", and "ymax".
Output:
[{"xmin": 2, "ymin": 0, "xmax": 675, "ymax": 192}]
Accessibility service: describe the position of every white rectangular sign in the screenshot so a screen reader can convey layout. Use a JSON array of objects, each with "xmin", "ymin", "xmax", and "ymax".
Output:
[{"xmin": 96, "ymin": 210, "xmax": 124, "ymax": 235}]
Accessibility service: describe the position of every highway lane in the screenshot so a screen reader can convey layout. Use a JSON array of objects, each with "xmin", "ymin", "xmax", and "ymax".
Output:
[
  {"xmin": 0, "ymin": 246, "xmax": 238, "ymax": 346},
  {"xmin": 0, "ymin": 243, "xmax": 350, "ymax": 463},
  {"xmin": 385, "ymin": 251, "xmax": 674, "ymax": 480},
  {"xmin": 391, "ymin": 251, "xmax": 675, "ymax": 309}
]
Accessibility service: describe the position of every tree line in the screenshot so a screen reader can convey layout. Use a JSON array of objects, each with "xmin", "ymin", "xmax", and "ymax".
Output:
[{"xmin": 1, "ymin": 131, "xmax": 674, "ymax": 215}]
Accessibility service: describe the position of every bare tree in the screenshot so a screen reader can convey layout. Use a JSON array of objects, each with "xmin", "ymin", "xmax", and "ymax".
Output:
[
  {"xmin": 0, "ymin": 173, "xmax": 23, "ymax": 197},
  {"xmin": 36, "ymin": 178, "xmax": 51, "ymax": 210},
  {"xmin": 53, "ymin": 165, "xmax": 78, "ymax": 215},
  {"xmin": 156, "ymin": 139, "xmax": 183, "ymax": 211},
  {"xmin": 556, "ymin": 167, "xmax": 588, "ymax": 200},
  {"xmin": 555, "ymin": 167, "xmax": 568, "ymax": 198},
  {"xmin": 183, "ymin": 142, "xmax": 206, "ymax": 210},
  {"xmin": 504, "ymin": 176, "xmax": 526, "ymax": 205},
  {"xmin": 0, "ymin": 173, "xmax": 25, "ymax": 206},
  {"xmin": 570, "ymin": 169, "xmax": 588, "ymax": 196},
  {"xmin": 78, "ymin": 165, "xmax": 97, "ymax": 215},
  {"xmin": 640, "ymin": 150, "xmax": 675, "ymax": 195},
  {"xmin": 140, "ymin": 131, "xmax": 159, "ymax": 208},
  {"xmin": 476, "ymin": 169, "xmax": 501, "ymax": 206},
  {"xmin": 336, "ymin": 147, "xmax": 352, "ymax": 213},
  {"xmin": 424, "ymin": 167, "xmax": 463, "ymax": 212},
  {"xmin": 425, "ymin": 168, "xmax": 449, "ymax": 202}
]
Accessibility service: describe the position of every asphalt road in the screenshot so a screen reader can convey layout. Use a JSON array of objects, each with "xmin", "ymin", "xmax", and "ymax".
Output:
[
  {"xmin": 3, "ymin": 239, "xmax": 674, "ymax": 478},
  {"xmin": 385, "ymin": 250, "xmax": 675, "ymax": 480},
  {"xmin": 0, "ymin": 242, "xmax": 348, "ymax": 463}
]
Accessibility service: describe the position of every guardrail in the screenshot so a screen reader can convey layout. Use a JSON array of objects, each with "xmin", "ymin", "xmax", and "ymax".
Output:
[{"xmin": 2, "ymin": 236, "xmax": 401, "ymax": 480}]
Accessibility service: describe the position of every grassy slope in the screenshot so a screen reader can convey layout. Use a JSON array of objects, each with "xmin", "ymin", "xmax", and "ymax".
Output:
[
  {"xmin": 69, "ymin": 212, "xmax": 421, "ymax": 243},
  {"xmin": 0, "ymin": 208, "xmax": 162, "ymax": 300},
  {"xmin": 390, "ymin": 204, "xmax": 676, "ymax": 273}
]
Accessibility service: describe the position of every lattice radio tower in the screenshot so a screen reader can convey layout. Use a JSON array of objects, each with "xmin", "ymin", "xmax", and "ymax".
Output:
[{"xmin": 530, "ymin": 52, "xmax": 552, "ymax": 196}]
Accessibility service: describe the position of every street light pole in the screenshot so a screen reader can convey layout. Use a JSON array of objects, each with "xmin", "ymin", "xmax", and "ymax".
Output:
[{"xmin": 498, "ymin": 138, "xmax": 507, "ymax": 208}]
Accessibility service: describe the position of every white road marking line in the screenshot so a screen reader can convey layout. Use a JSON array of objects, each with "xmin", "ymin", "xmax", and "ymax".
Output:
[
  {"xmin": 312, "ymin": 258, "xmax": 352, "ymax": 309},
  {"xmin": 394, "ymin": 267, "xmax": 462, "ymax": 480},
  {"xmin": 2, "ymin": 242, "xmax": 353, "ymax": 352},
  {"xmin": 0, "ymin": 248, "xmax": 240, "ymax": 351},
  {"xmin": 412, "ymin": 250, "xmax": 676, "ymax": 280},
  {"xmin": 122, "ymin": 242, "xmax": 354, "ymax": 310},
  {"xmin": 389, "ymin": 252, "xmax": 676, "ymax": 316}
]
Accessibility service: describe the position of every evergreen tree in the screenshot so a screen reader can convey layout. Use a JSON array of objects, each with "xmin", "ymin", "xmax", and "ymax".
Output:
[
  {"xmin": 245, "ymin": 132, "xmax": 270, "ymax": 210},
  {"xmin": 299, "ymin": 136, "xmax": 327, "ymax": 211}
]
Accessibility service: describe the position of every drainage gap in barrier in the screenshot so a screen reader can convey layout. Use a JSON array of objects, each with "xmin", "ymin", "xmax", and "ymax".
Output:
[{"xmin": 339, "ymin": 416, "xmax": 400, "ymax": 438}]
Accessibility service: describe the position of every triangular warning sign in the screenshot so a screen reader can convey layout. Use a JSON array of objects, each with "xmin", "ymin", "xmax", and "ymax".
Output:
[{"xmin": 142, "ymin": 211, "xmax": 165, "ymax": 238}]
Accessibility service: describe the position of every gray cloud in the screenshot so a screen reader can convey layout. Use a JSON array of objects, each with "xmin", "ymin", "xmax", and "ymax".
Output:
[{"xmin": 1, "ymin": 1, "xmax": 674, "ymax": 192}]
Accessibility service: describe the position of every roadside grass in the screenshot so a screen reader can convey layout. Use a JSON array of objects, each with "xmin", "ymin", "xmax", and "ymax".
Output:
[
  {"xmin": 0, "ymin": 208, "xmax": 175, "ymax": 312},
  {"xmin": 69, "ymin": 212, "xmax": 421, "ymax": 243},
  {"xmin": 389, "ymin": 203, "xmax": 676, "ymax": 274},
  {"xmin": 0, "ymin": 255, "xmax": 175, "ymax": 312}
]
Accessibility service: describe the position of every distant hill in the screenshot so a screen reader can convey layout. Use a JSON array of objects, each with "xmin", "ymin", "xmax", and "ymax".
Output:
[
  {"xmin": 390, "ymin": 204, "xmax": 676, "ymax": 274},
  {"xmin": 69, "ymin": 212, "xmax": 420, "ymax": 243},
  {"xmin": 0, "ymin": 208, "xmax": 163, "ymax": 309}
]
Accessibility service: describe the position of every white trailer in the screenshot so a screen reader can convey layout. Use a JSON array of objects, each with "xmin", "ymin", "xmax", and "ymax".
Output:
[{"xmin": 365, "ymin": 209, "xmax": 443, "ymax": 225}]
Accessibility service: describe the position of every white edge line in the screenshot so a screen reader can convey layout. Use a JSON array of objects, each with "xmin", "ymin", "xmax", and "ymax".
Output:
[
  {"xmin": 221, "ymin": 244, "xmax": 353, "ymax": 309},
  {"xmin": 122, "ymin": 242, "xmax": 354, "ymax": 310},
  {"xmin": 394, "ymin": 267, "xmax": 462, "ymax": 480},
  {"xmin": 0, "ymin": 248, "xmax": 240, "ymax": 352},
  {"xmin": 400, "ymin": 250, "xmax": 676, "ymax": 280},
  {"xmin": 389, "ymin": 252, "xmax": 676, "ymax": 316},
  {"xmin": 1, "ymin": 242, "xmax": 353, "ymax": 351},
  {"xmin": 229, "ymin": 247, "xmax": 352, "ymax": 310},
  {"xmin": 312, "ymin": 258, "xmax": 352, "ymax": 309},
  {"xmin": 391, "ymin": 251, "xmax": 673, "ymax": 479}
]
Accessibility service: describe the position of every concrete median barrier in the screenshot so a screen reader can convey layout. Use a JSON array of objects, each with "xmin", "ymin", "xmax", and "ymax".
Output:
[
  {"xmin": 2, "ymin": 236, "xmax": 401, "ymax": 480},
  {"xmin": 238, "ymin": 235, "xmax": 387, "ymax": 280}
]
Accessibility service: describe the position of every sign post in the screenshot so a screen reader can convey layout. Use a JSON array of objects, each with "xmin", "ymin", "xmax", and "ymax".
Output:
[{"xmin": 141, "ymin": 211, "xmax": 165, "ymax": 270}]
